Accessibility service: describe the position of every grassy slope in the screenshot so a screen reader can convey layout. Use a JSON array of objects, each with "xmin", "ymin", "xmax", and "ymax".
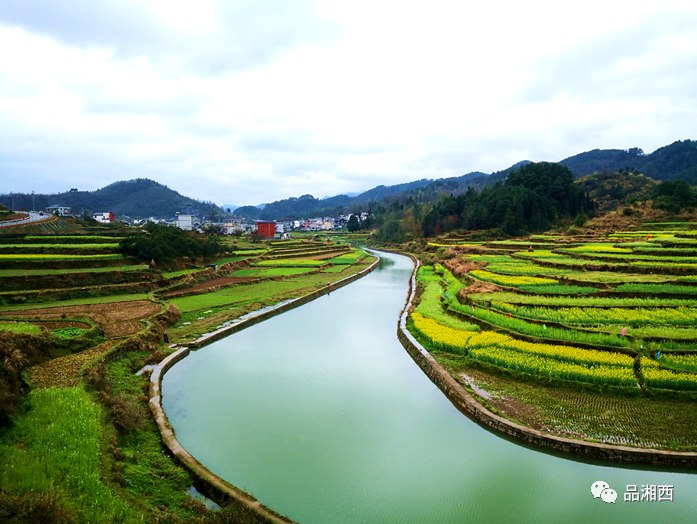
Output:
[{"xmin": 170, "ymin": 257, "xmax": 376, "ymax": 342}]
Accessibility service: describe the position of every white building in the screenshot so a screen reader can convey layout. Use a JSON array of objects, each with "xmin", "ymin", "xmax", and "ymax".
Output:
[
  {"xmin": 176, "ymin": 214, "xmax": 194, "ymax": 230},
  {"xmin": 46, "ymin": 205, "xmax": 71, "ymax": 216}
]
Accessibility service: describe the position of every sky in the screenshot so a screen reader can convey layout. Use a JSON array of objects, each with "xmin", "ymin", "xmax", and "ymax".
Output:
[{"xmin": 1, "ymin": 0, "xmax": 696, "ymax": 207}]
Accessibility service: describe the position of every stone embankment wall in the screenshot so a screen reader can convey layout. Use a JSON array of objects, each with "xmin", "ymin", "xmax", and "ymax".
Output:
[
  {"xmin": 148, "ymin": 255, "xmax": 381, "ymax": 522},
  {"xmin": 396, "ymin": 254, "xmax": 697, "ymax": 469}
]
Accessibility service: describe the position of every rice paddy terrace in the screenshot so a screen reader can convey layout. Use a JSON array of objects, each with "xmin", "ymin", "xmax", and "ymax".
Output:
[
  {"xmin": 409, "ymin": 224, "xmax": 697, "ymax": 451},
  {"xmin": 0, "ymin": 225, "xmax": 376, "ymax": 348},
  {"xmin": 0, "ymin": 222, "xmax": 377, "ymax": 522}
]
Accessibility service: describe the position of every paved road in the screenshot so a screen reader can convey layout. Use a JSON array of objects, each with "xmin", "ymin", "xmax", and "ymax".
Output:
[{"xmin": 0, "ymin": 211, "xmax": 52, "ymax": 228}]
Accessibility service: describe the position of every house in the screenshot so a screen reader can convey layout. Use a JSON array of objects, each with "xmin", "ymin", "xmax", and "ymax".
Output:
[
  {"xmin": 46, "ymin": 205, "xmax": 71, "ymax": 216},
  {"xmin": 92, "ymin": 212, "xmax": 115, "ymax": 223},
  {"xmin": 256, "ymin": 220, "xmax": 276, "ymax": 238},
  {"xmin": 176, "ymin": 214, "xmax": 194, "ymax": 231},
  {"xmin": 223, "ymin": 219, "xmax": 244, "ymax": 235}
]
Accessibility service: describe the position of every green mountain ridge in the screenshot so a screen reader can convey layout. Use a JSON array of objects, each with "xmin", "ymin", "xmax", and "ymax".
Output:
[
  {"xmin": 0, "ymin": 178, "xmax": 224, "ymax": 220},
  {"xmin": 559, "ymin": 140, "xmax": 697, "ymax": 181},
  {"xmin": 2, "ymin": 140, "xmax": 695, "ymax": 223}
]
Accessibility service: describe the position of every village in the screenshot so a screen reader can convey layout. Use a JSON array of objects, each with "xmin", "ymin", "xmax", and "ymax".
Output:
[{"xmin": 38, "ymin": 203, "xmax": 371, "ymax": 239}]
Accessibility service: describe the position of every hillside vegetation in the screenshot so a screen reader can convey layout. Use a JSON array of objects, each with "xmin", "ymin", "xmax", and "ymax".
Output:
[{"xmin": 576, "ymin": 170, "xmax": 658, "ymax": 211}]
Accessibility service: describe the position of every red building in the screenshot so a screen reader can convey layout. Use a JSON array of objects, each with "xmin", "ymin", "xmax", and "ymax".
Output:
[{"xmin": 256, "ymin": 220, "xmax": 276, "ymax": 238}]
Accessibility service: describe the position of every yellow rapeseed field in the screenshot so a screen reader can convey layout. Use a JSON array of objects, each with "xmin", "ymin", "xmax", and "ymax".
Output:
[{"xmin": 410, "ymin": 312, "xmax": 636, "ymax": 386}]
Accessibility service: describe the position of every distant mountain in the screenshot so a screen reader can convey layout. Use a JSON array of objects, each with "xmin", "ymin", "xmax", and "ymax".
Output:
[
  {"xmin": 392, "ymin": 163, "xmax": 530, "ymax": 201},
  {"xmin": 560, "ymin": 149, "xmax": 644, "ymax": 177},
  {"xmin": 353, "ymin": 179, "xmax": 432, "ymax": 203},
  {"xmin": 259, "ymin": 194, "xmax": 330, "ymax": 220},
  {"xmin": 321, "ymin": 191, "xmax": 363, "ymax": 200},
  {"xmin": 233, "ymin": 205, "xmax": 262, "ymax": 220},
  {"xmin": 256, "ymin": 179, "xmax": 435, "ymax": 220},
  {"xmin": 220, "ymin": 204, "xmax": 239, "ymax": 212},
  {"xmin": 559, "ymin": 140, "xmax": 697, "ymax": 182},
  {"xmin": 639, "ymin": 140, "xmax": 697, "ymax": 183},
  {"xmin": 0, "ymin": 178, "xmax": 224, "ymax": 220}
]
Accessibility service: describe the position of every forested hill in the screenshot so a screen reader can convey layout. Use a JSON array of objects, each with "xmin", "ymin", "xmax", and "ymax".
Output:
[
  {"xmin": 0, "ymin": 179, "xmax": 224, "ymax": 220},
  {"xmin": 560, "ymin": 140, "xmax": 697, "ymax": 182},
  {"xmin": 420, "ymin": 162, "xmax": 592, "ymax": 237}
]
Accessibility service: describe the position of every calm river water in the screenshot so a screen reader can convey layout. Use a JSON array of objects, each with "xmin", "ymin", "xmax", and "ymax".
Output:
[{"xmin": 163, "ymin": 251, "xmax": 696, "ymax": 524}]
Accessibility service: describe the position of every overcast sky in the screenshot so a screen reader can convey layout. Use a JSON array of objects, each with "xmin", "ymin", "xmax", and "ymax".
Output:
[{"xmin": 1, "ymin": 0, "xmax": 696, "ymax": 206}]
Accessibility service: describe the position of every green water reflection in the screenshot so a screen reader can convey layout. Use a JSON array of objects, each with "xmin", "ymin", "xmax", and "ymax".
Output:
[{"xmin": 163, "ymin": 252, "xmax": 696, "ymax": 523}]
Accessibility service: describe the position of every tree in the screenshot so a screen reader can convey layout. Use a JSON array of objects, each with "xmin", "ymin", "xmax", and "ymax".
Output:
[
  {"xmin": 119, "ymin": 223, "xmax": 222, "ymax": 263},
  {"xmin": 379, "ymin": 219, "xmax": 403, "ymax": 242},
  {"xmin": 347, "ymin": 215, "xmax": 360, "ymax": 232}
]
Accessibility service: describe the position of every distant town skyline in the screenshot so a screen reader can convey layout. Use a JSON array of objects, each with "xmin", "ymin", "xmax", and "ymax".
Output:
[{"xmin": 1, "ymin": 0, "xmax": 696, "ymax": 206}]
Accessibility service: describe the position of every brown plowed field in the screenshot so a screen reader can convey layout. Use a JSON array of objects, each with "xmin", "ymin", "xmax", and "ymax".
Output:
[
  {"xmin": 28, "ymin": 340, "xmax": 118, "ymax": 388},
  {"xmin": 10, "ymin": 300, "xmax": 162, "ymax": 338},
  {"xmin": 36, "ymin": 321, "xmax": 92, "ymax": 330}
]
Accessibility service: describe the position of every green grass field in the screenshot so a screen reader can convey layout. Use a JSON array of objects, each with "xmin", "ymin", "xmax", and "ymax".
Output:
[
  {"xmin": 252, "ymin": 259, "xmax": 326, "ymax": 266},
  {"xmin": 0, "ymin": 389, "xmax": 136, "ymax": 522},
  {"xmin": 0, "ymin": 243, "xmax": 119, "ymax": 249},
  {"xmin": 0, "ymin": 265, "xmax": 149, "ymax": 277},
  {"xmin": 0, "ymin": 321, "xmax": 42, "ymax": 335},
  {"xmin": 232, "ymin": 267, "xmax": 317, "ymax": 277},
  {"xmin": 0, "ymin": 254, "xmax": 123, "ymax": 260},
  {"xmin": 161, "ymin": 268, "xmax": 203, "ymax": 278}
]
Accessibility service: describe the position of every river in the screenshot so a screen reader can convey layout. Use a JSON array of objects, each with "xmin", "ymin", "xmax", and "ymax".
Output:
[{"xmin": 162, "ymin": 251, "xmax": 696, "ymax": 523}]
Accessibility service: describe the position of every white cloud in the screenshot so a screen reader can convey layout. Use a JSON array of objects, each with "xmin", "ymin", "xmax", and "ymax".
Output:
[{"xmin": 0, "ymin": 0, "xmax": 696, "ymax": 207}]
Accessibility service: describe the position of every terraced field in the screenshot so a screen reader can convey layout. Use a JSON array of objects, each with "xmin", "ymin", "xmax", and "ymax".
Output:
[
  {"xmin": 408, "ymin": 227, "xmax": 697, "ymax": 449},
  {"xmin": 0, "ymin": 219, "xmax": 381, "ymax": 520}
]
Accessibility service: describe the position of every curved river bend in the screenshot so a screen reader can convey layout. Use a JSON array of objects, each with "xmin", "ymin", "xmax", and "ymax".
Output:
[{"xmin": 163, "ymin": 251, "xmax": 696, "ymax": 524}]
